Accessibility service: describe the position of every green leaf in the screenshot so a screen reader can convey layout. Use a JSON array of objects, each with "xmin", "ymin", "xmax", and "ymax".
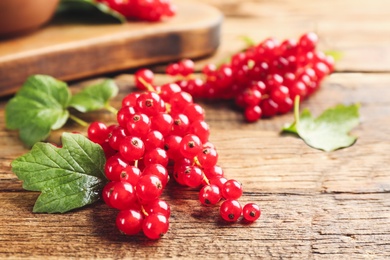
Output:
[
  {"xmin": 11, "ymin": 133, "xmax": 107, "ymax": 213},
  {"xmin": 58, "ymin": 0, "xmax": 126, "ymax": 23},
  {"xmin": 69, "ymin": 79, "xmax": 118, "ymax": 113},
  {"xmin": 282, "ymin": 97, "xmax": 360, "ymax": 152},
  {"xmin": 5, "ymin": 75, "xmax": 71, "ymax": 147}
]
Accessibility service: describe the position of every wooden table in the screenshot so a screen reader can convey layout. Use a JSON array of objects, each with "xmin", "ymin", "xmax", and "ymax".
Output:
[{"xmin": 1, "ymin": 0, "xmax": 390, "ymax": 258}]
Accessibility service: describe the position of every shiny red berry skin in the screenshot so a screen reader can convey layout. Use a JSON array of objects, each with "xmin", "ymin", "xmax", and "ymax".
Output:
[
  {"xmin": 126, "ymin": 113, "xmax": 151, "ymax": 138},
  {"xmin": 199, "ymin": 184, "xmax": 221, "ymax": 206},
  {"xmin": 135, "ymin": 69, "xmax": 154, "ymax": 90},
  {"xmin": 163, "ymin": 135, "xmax": 182, "ymax": 160},
  {"xmin": 179, "ymin": 134, "xmax": 203, "ymax": 159},
  {"xmin": 119, "ymin": 165, "xmax": 142, "ymax": 187},
  {"xmin": 220, "ymin": 199, "xmax": 242, "ymax": 222},
  {"xmin": 102, "ymin": 181, "xmax": 115, "ymax": 207},
  {"xmin": 242, "ymin": 203, "xmax": 261, "ymax": 222},
  {"xmin": 142, "ymin": 213, "xmax": 169, "ymax": 240},
  {"xmin": 88, "ymin": 121, "xmax": 109, "ymax": 144},
  {"xmin": 143, "ymin": 148, "xmax": 169, "ymax": 168},
  {"xmin": 142, "ymin": 199, "xmax": 171, "ymax": 217},
  {"xmin": 109, "ymin": 181, "xmax": 137, "ymax": 210},
  {"xmin": 197, "ymin": 147, "xmax": 218, "ymax": 168},
  {"xmin": 142, "ymin": 164, "xmax": 169, "ymax": 187},
  {"xmin": 135, "ymin": 174, "xmax": 163, "ymax": 202},
  {"xmin": 151, "ymin": 113, "xmax": 173, "ymax": 137},
  {"xmin": 136, "ymin": 92, "xmax": 165, "ymax": 117},
  {"xmin": 105, "ymin": 154, "xmax": 129, "ymax": 181},
  {"xmin": 119, "ymin": 136, "xmax": 145, "ymax": 162},
  {"xmin": 182, "ymin": 166, "xmax": 204, "ymax": 188},
  {"xmin": 116, "ymin": 209, "xmax": 144, "ymax": 235},
  {"xmin": 244, "ymin": 105, "xmax": 262, "ymax": 122},
  {"xmin": 221, "ymin": 179, "xmax": 243, "ymax": 200}
]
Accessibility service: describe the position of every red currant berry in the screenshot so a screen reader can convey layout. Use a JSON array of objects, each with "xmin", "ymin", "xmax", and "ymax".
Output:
[
  {"xmin": 109, "ymin": 181, "xmax": 137, "ymax": 210},
  {"xmin": 182, "ymin": 165, "xmax": 204, "ymax": 188},
  {"xmin": 171, "ymin": 114, "xmax": 190, "ymax": 136},
  {"xmin": 144, "ymin": 130, "xmax": 164, "ymax": 151},
  {"xmin": 298, "ymin": 32, "xmax": 318, "ymax": 53},
  {"xmin": 260, "ymin": 98, "xmax": 278, "ymax": 118},
  {"xmin": 209, "ymin": 176, "xmax": 227, "ymax": 190},
  {"xmin": 108, "ymin": 126, "xmax": 128, "ymax": 151},
  {"xmin": 142, "ymin": 199, "xmax": 170, "ymax": 217},
  {"xmin": 178, "ymin": 59, "xmax": 195, "ymax": 77},
  {"xmin": 179, "ymin": 134, "xmax": 203, "ymax": 159},
  {"xmin": 163, "ymin": 135, "xmax": 182, "ymax": 160},
  {"xmin": 116, "ymin": 209, "xmax": 144, "ymax": 235},
  {"xmin": 242, "ymin": 203, "xmax": 261, "ymax": 222},
  {"xmin": 169, "ymin": 91, "xmax": 193, "ymax": 113},
  {"xmin": 199, "ymin": 184, "xmax": 221, "ymax": 206},
  {"xmin": 183, "ymin": 103, "xmax": 205, "ymax": 122},
  {"xmin": 196, "ymin": 147, "xmax": 218, "ymax": 168},
  {"xmin": 159, "ymin": 83, "xmax": 181, "ymax": 102},
  {"xmin": 135, "ymin": 69, "xmax": 154, "ymax": 90},
  {"xmin": 126, "ymin": 113, "xmax": 151, "ymax": 138},
  {"xmin": 166, "ymin": 62, "xmax": 180, "ymax": 76},
  {"xmin": 244, "ymin": 105, "xmax": 262, "ymax": 122},
  {"xmin": 220, "ymin": 199, "xmax": 242, "ymax": 222},
  {"xmin": 119, "ymin": 165, "xmax": 142, "ymax": 187},
  {"xmin": 119, "ymin": 136, "xmax": 145, "ymax": 162},
  {"xmin": 136, "ymin": 92, "xmax": 165, "ymax": 116},
  {"xmin": 88, "ymin": 122, "xmax": 109, "ymax": 144},
  {"xmin": 142, "ymin": 163, "xmax": 169, "ymax": 187},
  {"xmin": 142, "ymin": 213, "xmax": 169, "ymax": 240},
  {"xmin": 105, "ymin": 154, "xmax": 129, "ymax": 181},
  {"xmin": 102, "ymin": 181, "xmax": 115, "ymax": 207},
  {"xmin": 150, "ymin": 112, "xmax": 173, "ymax": 136},
  {"xmin": 143, "ymin": 148, "xmax": 169, "ymax": 167},
  {"xmin": 117, "ymin": 106, "xmax": 136, "ymax": 128},
  {"xmin": 203, "ymin": 165, "xmax": 224, "ymax": 179},
  {"xmin": 136, "ymin": 174, "xmax": 164, "ymax": 202},
  {"xmin": 187, "ymin": 120, "xmax": 210, "ymax": 143},
  {"xmin": 122, "ymin": 92, "xmax": 140, "ymax": 108},
  {"xmin": 221, "ymin": 179, "xmax": 243, "ymax": 200}
]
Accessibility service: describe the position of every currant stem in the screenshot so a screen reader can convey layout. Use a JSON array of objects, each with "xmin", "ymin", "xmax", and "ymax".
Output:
[
  {"xmin": 193, "ymin": 156, "xmax": 210, "ymax": 185},
  {"xmin": 141, "ymin": 205, "xmax": 149, "ymax": 217},
  {"xmin": 294, "ymin": 95, "xmax": 301, "ymax": 126},
  {"xmin": 134, "ymin": 160, "xmax": 139, "ymax": 168},
  {"xmin": 105, "ymin": 104, "xmax": 118, "ymax": 115},
  {"xmin": 69, "ymin": 114, "xmax": 89, "ymax": 127},
  {"xmin": 138, "ymin": 77, "xmax": 157, "ymax": 92},
  {"xmin": 193, "ymin": 156, "xmax": 202, "ymax": 167}
]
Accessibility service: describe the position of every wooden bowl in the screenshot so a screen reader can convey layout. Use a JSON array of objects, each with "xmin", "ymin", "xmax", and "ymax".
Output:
[{"xmin": 0, "ymin": 0, "xmax": 59, "ymax": 38}]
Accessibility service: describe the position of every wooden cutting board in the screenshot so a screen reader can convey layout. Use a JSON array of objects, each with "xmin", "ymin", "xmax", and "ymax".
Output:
[{"xmin": 0, "ymin": 1, "xmax": 222, "ymax": 97}]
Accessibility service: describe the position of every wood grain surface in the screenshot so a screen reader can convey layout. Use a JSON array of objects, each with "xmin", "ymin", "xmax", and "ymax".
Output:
[
  {"xmin": 1, "ymin": 0, "xmax": 390, "ymax": 259},
  {"xmin": 0, "ymin": 1, "xmax": 222, "ymax": 97}
]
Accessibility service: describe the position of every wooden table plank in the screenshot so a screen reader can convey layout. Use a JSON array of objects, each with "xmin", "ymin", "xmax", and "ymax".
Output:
[
  {"xmin": 1, "ymin": 192, "xmax": 389, "ymax": 259},
  {"xmin": 0, "ymin": 1, "xmax": 222, "ymax": 96}
]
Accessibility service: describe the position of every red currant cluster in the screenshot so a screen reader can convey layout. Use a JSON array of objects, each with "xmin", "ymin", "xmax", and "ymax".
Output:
[
  {"xmin": 87, "ymin": 79, "xmax": 261, "ymax": 239},
  {"xmin": 96, "ymin": 0, "xmax": 176, "ymax": 22},
  {"xmin": 160, "ymin": 32, "xmax": 334, "ymax": 122}
]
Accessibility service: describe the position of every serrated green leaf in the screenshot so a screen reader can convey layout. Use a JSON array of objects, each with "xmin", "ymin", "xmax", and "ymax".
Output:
[
  {"xmin": 282, "ymin": 97, "xmax": 360, "ymax": 151},
  {"xmin": 58, "ymin": 0, "xmax": 126, "ymax": 23},
  {"xmin": 5, "ymin": 75, "xmax": 71, "ymax": 147},
  {"xmin": 69, "ymin": 79, "xmax": 118, "ymax": 113},
  {"xmin": 11, "ymin": 133, "xmax": 107, "ymax": 213}
]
